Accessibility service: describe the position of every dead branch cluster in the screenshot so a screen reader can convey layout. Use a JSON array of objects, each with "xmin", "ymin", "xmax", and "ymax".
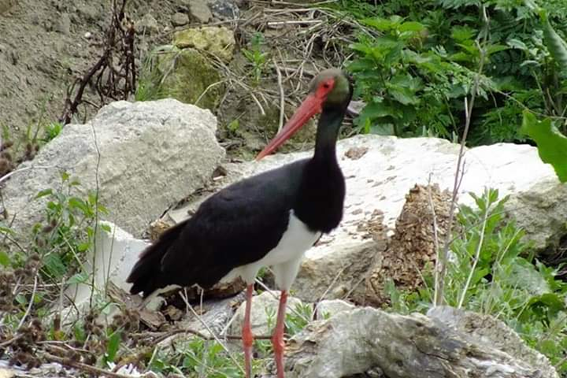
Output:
[
  {"xmin": 59, "ymin": 0, "xmax": 136, "ymax": 125},
  {"xmin": 206, "ymin": 1, "xmax": 378, "ymax": 139}
]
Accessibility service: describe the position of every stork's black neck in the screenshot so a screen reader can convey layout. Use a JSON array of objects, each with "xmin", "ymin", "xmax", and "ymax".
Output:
[
  {"xmin": 313, "ymin": 106, "xmax": 345, "ymax": 162},
  {"xmin": 294, "ymin": 105, "xmax": 347, "ymax": 233}
]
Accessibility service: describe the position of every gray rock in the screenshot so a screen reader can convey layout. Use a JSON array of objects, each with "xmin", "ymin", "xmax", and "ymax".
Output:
[
  {"xmin": 315, "ymin": 299, "xmax": 355, "ymax": 319},
  {"xmin": 2, "ymin": 99, "xmax": 224, "ymax": 237},
  {"xmin": 77, "ymin": 3, "xmax": 100, "ymax": 21},
  {"xmin": 231, "ymin": 290, "xmax": 304, "ymax": 336},
  {"xmin": 284, "ymin": 307, "xmax": 558, "ymax": 378},
  {"xmin": 136, "ymin": 14, "xmax": 159, "ymax": 35},
  {"xmin": 166, "ymin": 135, "xmax": 567, "ymax": 302},
  {"xmin": 188, "ymin": 0, "xmax": 213, "ymax": 23},
  {"xmin": 428, "ymin": 306, "xmax": 557, "ymax": 378},
  {"xmin": 209, "ymin": 0, "xmax": 239, "ymax": 20},
  {"xmin": 171, "ymin": 12, "xmax": 190, "ymax": 27}
]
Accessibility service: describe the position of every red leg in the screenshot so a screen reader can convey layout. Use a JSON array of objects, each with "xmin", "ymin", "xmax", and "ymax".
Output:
[
  {"xmin": 242, "ymin": 284, "xmax": 254, "ymax": 378},
  {"xmin": 272, "ymin": 290, "xmax": 288, "ymax": 378}
]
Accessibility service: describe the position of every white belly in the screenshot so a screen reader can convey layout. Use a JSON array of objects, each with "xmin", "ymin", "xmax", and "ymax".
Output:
[{"xmin": 222, "ymin": 211, "xmax": 321, "ymax": 290}]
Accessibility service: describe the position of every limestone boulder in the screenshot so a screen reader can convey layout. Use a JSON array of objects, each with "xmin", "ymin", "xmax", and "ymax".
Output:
[
  {"xmin": 165, "ymin": 135, "xmax": 566, "ymax": 302},
  {"xmin": 283, "ymin": 306, "xmax": 558, "ymax": 378},
  {"xmin": 2, "ymin": 99, "xmax": 224, "ymax": 237}
]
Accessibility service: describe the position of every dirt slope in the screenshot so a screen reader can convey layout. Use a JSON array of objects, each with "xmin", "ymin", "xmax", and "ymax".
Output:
[{"xmin": 0, "ymin": 0, "xmax": 178, "ymax": 132}]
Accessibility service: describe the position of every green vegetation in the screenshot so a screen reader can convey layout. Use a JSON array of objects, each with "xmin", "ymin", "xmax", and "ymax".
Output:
[
  {"xmin": 387, "ymin": 188, "xmax": 567, "ymax": 374},
  {"xmin": 0, "ymin": 173, "xmax": 106, "ymax": 325},
  {"xmin": 242, "ymin": 32, "xmax": 269, "ymax": 86},
  {"xmin": 341, "ymin": 0, "xmax": 567, "ymax": 148}
]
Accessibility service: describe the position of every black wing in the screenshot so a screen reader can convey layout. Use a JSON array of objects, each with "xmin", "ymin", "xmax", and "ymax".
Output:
[{"xmin": 127, "ymin": 159, "xmax": 308, "ymax": 297}]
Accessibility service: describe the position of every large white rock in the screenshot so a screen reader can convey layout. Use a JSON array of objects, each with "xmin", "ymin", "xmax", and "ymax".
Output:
[
  {"xmin": 2, "ymin": 99, "xmax": 224, "ymax": 236},
  {"xmin": 64, "ymin": 221, "xmax": 148, "ymax": 320},
  {"xmin": 167, "ymin": 135, "xmax": 566, "ymax": 302}
]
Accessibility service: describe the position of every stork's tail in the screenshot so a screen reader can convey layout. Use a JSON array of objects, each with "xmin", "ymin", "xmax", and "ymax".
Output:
[{"xmin": 126, "ymin": 220, "xmax": 188, "ymax": 297}]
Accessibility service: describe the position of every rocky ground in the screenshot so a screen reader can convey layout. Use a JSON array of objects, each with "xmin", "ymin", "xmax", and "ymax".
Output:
[{"xmin": 1, "ymin": 0, "xmax": 566, "ymax": 377}]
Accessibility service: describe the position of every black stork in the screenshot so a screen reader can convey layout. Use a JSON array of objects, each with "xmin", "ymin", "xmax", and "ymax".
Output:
[{"xmin": 126, "ymin": 68, "xmax": 353, "ymax": 378}]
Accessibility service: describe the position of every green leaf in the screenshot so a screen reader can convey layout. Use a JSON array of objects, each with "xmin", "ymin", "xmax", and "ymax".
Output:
[
  {"xmin": 389, "ymin": 86, "xmax": 420, "ymax": 105},
  {"xmin": 486, "ymin": 44, "xmax": 509, "ymax": 56},
  {"xmin": 43, "ymin": 253, "xmax": 67, "ymax": 278},
  {"xmin": 0, "ymin": 226, "xmax": 15, "ymax": 235},
  {"xmin": 507, "ymin": 38, "xmax": 528, "ymax": 51},
  {"xmin": 362, "ymin": 17, "xmax": 394, "ymax": 31},
  {"xmin": 35, "ymin": 189, "xmax": 53, "ymax": 199},
  {"xmin": 542, "ymin": 12, "xmax": 567, "ymax": 71},
  {"xmin": 399, "ymin": 21, "xmax": 425, "ymax": 33},
  {"xmin": 68, "ymin": 197, "xmax": 90, "ymax": 215},
  {"xmin": 105, "ymin": 331, "xmax": 122, "ymax": 363},
  {"xmin": 451, "ymin": 26, "xmax": 476, "ymax": 42},
  {"xmin": 60, "ymin": 172, "xmax": 70, "ymax": 182},
  {"xmin": 521, "ymin": 111, "xmax": 567, "ymax": 182},
  {"xmin": 360, "ymin": 102, "xmax": 398, "ymax": 119},
  {"xmin": 77, "ymin": 242, "xmax": 91, "ymax": 252},
  {"xmin": 387, "ymin": 75, "xmax": 421, "ymax": 105},
  {"xmin": 0, "ymin": 250, "xmax": 10, "ymax": 267},
  {"xmin": 68, "ymin": 272, "xmax": 90, "ymax": 284}
]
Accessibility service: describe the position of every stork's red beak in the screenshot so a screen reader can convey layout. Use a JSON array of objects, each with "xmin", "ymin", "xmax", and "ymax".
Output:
[{"xmin": 256, "ymin": 93, "xmax": 324, "ymax": 160}]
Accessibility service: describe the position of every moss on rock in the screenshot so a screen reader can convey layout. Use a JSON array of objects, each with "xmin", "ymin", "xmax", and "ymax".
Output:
[{"xmin": 136, "ymin": 47, "xmax": 224, "ymax": 111}]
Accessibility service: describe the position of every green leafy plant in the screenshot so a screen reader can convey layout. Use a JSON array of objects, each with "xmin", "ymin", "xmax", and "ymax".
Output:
[
  {"xmin": 521, "ymin": 111, "xmax": 567, "ymax": 182},
  {"xmin": 242, "ymin": 33, "xmax": 269, "ymax": 86},
  {"xmin": 285, "ymin": 302, "xmax": 313, "ymax": 336},
  {"xmin": 148, "ymin": 338, "xmax": 243, "ymax": 377},
  {"xmin": 31, "ymin": 172, "xmax": 107, "ymax": 282},
  {"xmin": 40, "ymin": 122, "xmax": 63, "ymax": 144},
  {"xmin": 344, "ymin": 0, "xmax": 567, "ymax": 145}
]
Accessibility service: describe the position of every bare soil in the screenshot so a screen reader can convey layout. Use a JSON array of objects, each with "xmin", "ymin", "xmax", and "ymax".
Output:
[{"xmin": 0, "ymin": 0, "xmax": 191, "ymax": 132}]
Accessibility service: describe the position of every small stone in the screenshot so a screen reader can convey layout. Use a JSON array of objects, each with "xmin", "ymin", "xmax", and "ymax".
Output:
[
  {"xmin": 189, "ymin": 0, "xmax": 212, "ymax": 23},
  {"xmin": 173, "ymin": 26, "xmax": 235, "ymax": 62},
  {"xmin": 56, "ymin": 13, "xmax": 71, "ymax": 35},
  {"xmin": 171, "ymin": 12, "xmax": 189, "ymax": 27},
  {"xmin": 84, "ymin": 32, "xmax": 92, "ymax": 39},
  {"xmin": 209, "ymin": 0, "xmax": 239, "ymax": 20},
  {"xmin": 316, "ymin": 299, "xmax": 355, "ymax": 319},
  {"xmin": 77, "ymin": 4, "xmax": 99, "ymax": 21},
  {"xmin": 31, "ymin": 14, "xmax": 40, "ymax": 25},
  {"xmin": 136, "ymin": 13, "xmax": 159, "ymax": 34}
]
